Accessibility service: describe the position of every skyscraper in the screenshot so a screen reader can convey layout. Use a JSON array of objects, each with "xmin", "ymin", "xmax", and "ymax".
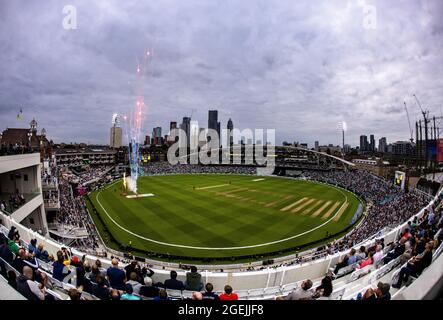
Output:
[
  {"xmin": 170, "ymin": 121, "xmax": 177, "ymax": 131},
  {"xmin": 180, "ymin": 117, "xmax": 191, "ymax": 148},
  {"xmin": 370, "ymin": 134, "xmax": 375, "ymax": 152},
  {"xmin": 378, "ymin": 137, "xmax": 387, "ymax": 153},
  {"xmin": 152, "ymin": 127, "xmax": 162, "ymax": 145},
  {"xmin": 208, "ymin": 110, "xmax": 221, "ymax": 144},
  {"xmin": 227, "ymin": 118, "xmax": 234, "ymax": 147},
  {"xmin": 360, "ymin": 135, "xmax": 368, "ymax": 152}
]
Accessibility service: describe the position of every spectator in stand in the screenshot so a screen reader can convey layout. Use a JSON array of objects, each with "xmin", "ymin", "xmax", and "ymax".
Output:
[
  {"xmin": 121, "ymin": 283, "xmax": 141, "ymax": 300},
  {"xmin": 356, "ymin": 246, "xmax": 367, "ymax": 261},
  {"xmin": 34, "ymin": 244, "xmax": 49, "ymax": 262},
  {"xmin": 392, "ymin": 241, "xmax": 434, "ymax": 288},
  {"xmin": 285, "ymin": 280, "xmax": 314, "ymax": 300},
  {"xmin": 154, "ymin": 288, "xmax": 171, "ymax": 301},
  {"xmin": 16, "ymin": 266, "xmax": 45, "ymax": 300},
  {"xmin": 347, "ymin": 248, "xmax": 358, "ymax": 265},
  {"xmin": 107, "ymin": 258, "xmax": 126, "ymax": 290},
  {"xmin": 7, "ymin": 270, "xmax": 17, "ymax": 290},
  {"xmin": 164, "ymin": 270, "xmax": 185, "ymax": 290},
  {"xmin": 192, "ymin": 292, "xmax": 203, "ymax": 300},
  {"xmin": 139, "ymin": 276, "xmax": 159, "ymax": 298},
  {"xmin": 28, "ymin": 239, "xmax": 37, "ymax": 254},
  {"xmin": 314, "ymin": 273, "xmax": 333, "ymax": 298},
  {"xmin": 110, "ymin": 289, "xmax": 121, "ymax": 300},
  {"xmin": 92, "ymin": 274, "xmax": 110, "ymax": 300},
  {"xmin": 359, "ymin": 282, "xmax": 391, "ymax": 301},
  {"xmin": 0, "ymin": 236, "xmax": 13, "ymax": 264},
  {"xmin": 333, "ymin": 254, "xmax": 349, "ymax": 274},
  {"xmin": 220, "ymin": 285, "xmax": 239, "ymax": 301},
  {"xmin": 384, "ymin": 238, "xmax": 406, "ymax": 264},
  {"xmin": 373, "ymin": 245, "xmax": 384, "ymax": 267},
  {"xmin": 68, "ymin": 288, "xmax": 82, "ymax": 301},
  {"xmin": 185, "ymin": 266, "xmax": 203, "ymax": 291},
  {"xmin": 52, "ymin": 251, "xmax": 71, "ymax": 281},
  {"xmin": 126, "ymin": 272, "xmax": 143, "ymax": 294},
  {"xmin": 202, "ymin": 283, "xmax": 219, "ymax": 300},
  {"xmin": 358, "ymin": 251, "xmax": 374, "ymax": 269}
]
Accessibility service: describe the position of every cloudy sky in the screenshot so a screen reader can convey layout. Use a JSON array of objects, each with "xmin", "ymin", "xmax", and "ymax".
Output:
[{"xmin": 1, "ymin": 0, "xmax": 443, "ymax": 147}]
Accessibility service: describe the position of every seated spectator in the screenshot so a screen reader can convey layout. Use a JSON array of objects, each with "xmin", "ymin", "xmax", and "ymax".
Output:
[
  {"xmin": 192, "ymin": 291, "xmax": 203, "ymax": 300},
  {"xmin": 124, "ymin": 260, "xmax": 140, "ymax": 280},
  {"xmin": 106, "ymin": 258, "xmax": 126, "ymax": 290},
  {"xmin": 314, "ymin": 273, "xmax": 333, "ymax": 298},
  {"xmin": 202, "ymin": 283, "xmax": 219, "ymax": 300},
  {"xmin": 139, "ymin": 276, "xmax": 159, "ymax": 298},
  {"xmin": 164, "ymin": 270, "xmax": 185, "ymax": 290},
  {"xmin": 375, "ymin": 282, "xmax": 391, "ymax": 300},
  {"xmin": 7, "ymin": 270, "xmax": 17, "ymax": 290},
  {"xmin": 0, "ymin": 236, "xmax": 13, "ymax": 264},
  {"xmin": 68, "ymin": 288, "xmax": 82, "ymax": 301},
  {"xmin": 220, "ymin": 285, "xmax": 239, "ymax": 301},
  {"xmin": 121, "ymin": 283, "xmax": 141, "ymax": 300},
  {"xmin": 16, "ymin": 266, "xmax": 45, "ymax": 300},
  {"xmin": 384, "ymin": 238, "xmax": 406, "ymax": 264},
  {"xmin": 126, "ymin": 272, "xmax": 143, "ymax": 294},
  {"xmin": 185, "ymin": 266, "xmax": 203, "ymax": 291},
  {"xmin": 356, "ymin": 246, "xmax": 367, "ymax": 261},
  {"xmin": 34, "ymin": 244, "xmax": 49, "ymax": 262},
  {"xmin": 110, "ymin": 289, "xmax": 121, "ymax": 300},
  {"xmin": 372, "ymin": 245, "xmax": 384, "ymax": 267},
  {"xmin": 285, "ymin": 280, "xmax": 314, "ymax": 300},
  {"xmin": 154, "ymin": 288, "xmax": 171, "ymax": 301},
  {"xmin": 392, "ymin": 242, "xmax": 434, "ymax": 288},
  {"xmin": 358, "ymin": 251, "xmax": 374, "ymax": 269},
  {"xmin": 52, "ymin": 251, "xmax": 71, "ymax": 281},
  {"xmin": 28, "ymin": 239, "xmax": 38, "ymax": 254},
  {"xmin": 359, "ymin": 282, "xmax": 391, "ymax": 301},
  {"xmin": 92, "ymin": 274, "xmax": 110, "ymax": 300},
  {"xmin": 347, "ymin": 248, "xmax": 358, "ymax": 265},
  {"xmin": 333, "ymin": 254, "xmax": 349, "ymax": 274}
]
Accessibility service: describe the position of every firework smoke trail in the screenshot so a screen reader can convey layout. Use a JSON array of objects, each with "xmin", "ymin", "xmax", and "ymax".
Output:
[{"xmin": 126, "ymin": 49, "xmax": 152, "ymax": 193}]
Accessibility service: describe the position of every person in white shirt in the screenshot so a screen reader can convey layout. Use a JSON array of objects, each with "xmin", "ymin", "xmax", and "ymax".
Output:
[{"xmin": 373, "ymin": 245, "xmax": 384, "ymax": 267}]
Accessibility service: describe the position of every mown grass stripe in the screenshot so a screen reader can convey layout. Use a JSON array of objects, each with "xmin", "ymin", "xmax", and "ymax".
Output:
[
  {"xmin": 321, "ymin": 201, "xmax": 341, "ymax": 219},
  {"xmin": 280, "ymin": 197, "xmax": 308, "ymax": 212},
  {"xmin": 303, "ymin": 200, "xmax": 324, "ymax": 215},
  {"xmin": 333, "ymin": 202, "xmax": 349, "ymax": 222},
  {"xmin": 291, "ymin": 198, "xmax": 315, "ymax": 213},
  {"xmin": 311, "ymin": 201, "xmax": 332, "ymax": 217}
]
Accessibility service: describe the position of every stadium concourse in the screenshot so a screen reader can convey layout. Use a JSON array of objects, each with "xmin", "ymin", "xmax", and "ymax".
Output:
[{"xmin": 1, "ymin": 161, "xmax": 443, "ymax": 300}]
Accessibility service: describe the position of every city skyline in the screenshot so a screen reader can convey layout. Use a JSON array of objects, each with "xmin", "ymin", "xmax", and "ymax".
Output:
[{"xmin": 1, "ymin": 1, "xmax": 443, "ymax": 147}]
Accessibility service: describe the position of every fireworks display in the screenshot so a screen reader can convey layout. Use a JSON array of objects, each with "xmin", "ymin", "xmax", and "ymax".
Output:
[{"xmin": 123, "ymin": 49, "xmax": 152, "ymax": 194}]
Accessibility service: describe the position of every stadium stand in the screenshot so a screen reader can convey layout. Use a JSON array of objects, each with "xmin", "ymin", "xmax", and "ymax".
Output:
[{"xmin": 1, "ymin": 162, "xmax": 442, "ymax": 300}]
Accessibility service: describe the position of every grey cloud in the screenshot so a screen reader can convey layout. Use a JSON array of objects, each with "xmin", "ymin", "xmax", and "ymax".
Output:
[{"xmin": 0, "ymin": 0, "xmax": 442, "ymax": 147}]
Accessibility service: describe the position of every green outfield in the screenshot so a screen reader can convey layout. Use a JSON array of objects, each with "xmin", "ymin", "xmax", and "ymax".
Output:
[{"xmin": 86, "ymin": 174, "xmax": 363, "ymax": 263}]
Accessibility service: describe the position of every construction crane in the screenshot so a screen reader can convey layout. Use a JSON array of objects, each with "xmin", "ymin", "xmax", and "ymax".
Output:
[{"xmin": 404, "ymin": 102, "xmax": 414, "ymax": 143}]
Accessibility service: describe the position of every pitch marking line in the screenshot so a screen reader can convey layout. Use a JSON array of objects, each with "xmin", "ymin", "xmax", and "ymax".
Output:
[
  {"xmin": 195, "ymin": 184, "xmax": 229, "ymax": 190},
  {"xmin": 333, "ymin": 202, "xmax": 349, "ymax": 222},
  {"xmin": 252, "ymin": 178, "xmax": 266, "ymax": 182},
  {"xmin": 280, "ymin": 197, "xmax": 308, "ymax": 212},
  {"xmin": 303, "ymin": 200, "xmax": 324, "ymax": 215},
  {"xmin": 291, "ymin": 198, "xmax": 315, "ymax": 213},
  {"xmin": 311, "ymin": 201, "xmax": 332, "ymax": 217},
  {"xmin": 95, "ymin": 178, "xmax": 349, "ymax": 250},
  {"xmin": 321, "ymin": 202, "xmax": 341, "ymax": 219}
]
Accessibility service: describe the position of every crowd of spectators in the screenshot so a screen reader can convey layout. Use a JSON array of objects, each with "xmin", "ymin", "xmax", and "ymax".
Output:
[
  {"xmin": 0, "ymin": 143, "xmax": 34, "ymax": 156},
  {"xmin": 55, "ymin": 178, "xmax": 101, "ymax": 254},
  {"xmin": 304, "ymin": 170, "xmax": 431, "ymax": 251},
  {"xmin": 0, "ymin": 189, "xmax": 26, "ymax": 214},
  {"xmin": 142, "ymin": 162, "xmax": 257, "ymax": 175}
]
